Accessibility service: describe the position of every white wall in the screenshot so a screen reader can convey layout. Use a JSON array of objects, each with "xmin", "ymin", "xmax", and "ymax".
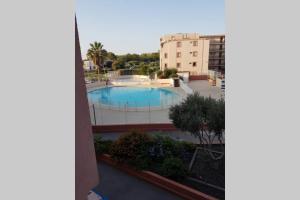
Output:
[{"xmin": 180, "ymin": 80, "xmax": 193, "ymax": 94}]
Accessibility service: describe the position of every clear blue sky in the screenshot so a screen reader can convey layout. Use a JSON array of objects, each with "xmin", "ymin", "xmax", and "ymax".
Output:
[{"xmin": 76, "ymin": 0, "xmax": 224, "ymax": 57}]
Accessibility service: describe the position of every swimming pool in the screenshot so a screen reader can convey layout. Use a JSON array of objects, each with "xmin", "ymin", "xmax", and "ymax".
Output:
[{"xmin": 88, "ymin": 86, "xmax": 180, "ymax": 108}]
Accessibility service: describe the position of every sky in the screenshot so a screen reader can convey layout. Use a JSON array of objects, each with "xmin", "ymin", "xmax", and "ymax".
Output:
[{"xmin": 76, "ymin": 0, "xmax": 224, "ymax": 58}]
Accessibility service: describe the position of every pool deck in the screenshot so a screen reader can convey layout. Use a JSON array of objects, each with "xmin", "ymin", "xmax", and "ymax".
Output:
[
  {"xmin": 87, "ymin": 80, "xmax": 223, "ymax": 125},
  {"xmin": 187, "ymin": 80, "xmax": 223, "ymax": 99}
]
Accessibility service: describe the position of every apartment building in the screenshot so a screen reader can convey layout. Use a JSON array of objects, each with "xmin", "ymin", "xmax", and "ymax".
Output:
[
  {"xmin": 159, "ymin": 33, "xmax": 210, "ymax": 79},
  {"xmin": 200, "ymin": 35, "xmax": 225, "ymax": 74}
]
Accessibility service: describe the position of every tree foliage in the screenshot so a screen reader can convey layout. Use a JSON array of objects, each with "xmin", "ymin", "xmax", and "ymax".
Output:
[
  {"xmin": 169, "ymin": 93, "xmax": 225, "ymax": 159},
  {"xmin": 110, "ymin": 130, "xmax": 152, "ymax": 169},
  {"xmin": 86, "ymin": 41, "xmax": 105, "ymax": 74},
  {"xmin": 160, "ymin": 157, "xmax": 187, "ymax": 181},
  {"xmin": 157, "ymin": 68, "xmax": 178, "ymax": 79},
  {"xmin": 112, "ymin": 52, "xmax": 159, "ymax": 72},
  {"xmin": 86, "ymin": 41, "xmax": 159, "ymax": 74}
]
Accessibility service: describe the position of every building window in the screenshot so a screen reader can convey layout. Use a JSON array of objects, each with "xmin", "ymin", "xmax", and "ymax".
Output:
[
  {"xmin": 164, "ymin": 63, "xmax": 168, "ymax": 68},
  {"xmin": 177, "ymin": 42, "xmax": 181, "ymax": 47},
  {"xmin": 192, "ymin": 62, "xmax": 197, "ymax": 67},
  {"xmin": 164, "ymin": 53, "xmax": 168, "ymax": 58},
  {"xmin": 176, "ymin": 52, "xmax": 181, "ymax": 58},
  {"xmin": 192, "ymin": 51, "xmax": 198, "ymax": 57},
  {"xmin": 176, "ymin": 63, "xmax": 181, "ymax": 68},
  {"xmin": 193, "ymin": 41, "xmax": 198, "ymax": 46}
]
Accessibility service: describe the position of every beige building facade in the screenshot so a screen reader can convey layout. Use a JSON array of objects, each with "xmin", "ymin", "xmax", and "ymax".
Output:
[{"xmin": 159, "ymin": 33, "xmax": 210, "ymax": 76}]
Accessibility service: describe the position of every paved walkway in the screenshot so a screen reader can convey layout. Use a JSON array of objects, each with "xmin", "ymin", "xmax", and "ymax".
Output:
[
  {"xmin": 94, "ymin": 162, "xmax": 183, "ymax": 200},
  {"xmin": 187, "ymin": 80, "xmax": 223, "ymax": 99}
]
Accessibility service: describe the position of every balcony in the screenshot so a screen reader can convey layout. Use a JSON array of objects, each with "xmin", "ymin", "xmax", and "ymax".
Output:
[
  {"xmin": 210, "ymin": 42, "xmax": 225, "ymax": 45},
  {"xmin": 209, "ymin": 49, "xmax": 225, "ymax": 52},
  {"xmin": 208, "ymin": 64, "xmax": 225, "ymax": 67},
  {"xmin": 209, "ymin": 57, "xmax": 225, "ymax": 60}
]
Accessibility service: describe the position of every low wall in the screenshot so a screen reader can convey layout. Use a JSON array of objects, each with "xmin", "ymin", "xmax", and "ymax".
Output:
[
  {"xmin": 177, "ymin": 72, "xmax": 189, "ymax": 83},
  {"xmin": 86, "ymin": 81, "xmax": 106, "ymax": 90},
  {"xmin": 189, "ymin": 75, "xmax": 208, "ymax": 80},
  {"xmin": 97, "ymin": 154, "xmax": 217, "ymax": 200},
  {"xmin": 92, "ymin": 123, "xmax": 178, "ymax": 133},
  {"xmin": 117, "ymin": 75, "xmax": 150, "ymax": 80},
  {"xmin": 111, "ymin": 81, "xmax": 151, "ymax": 86},
  {"xmin": 156, "ymin": 78, "xmax": 173, "ymax": 86},
  {"xmin": 180, "ymin": 80, "xmax": 193, "ymax": 94}
]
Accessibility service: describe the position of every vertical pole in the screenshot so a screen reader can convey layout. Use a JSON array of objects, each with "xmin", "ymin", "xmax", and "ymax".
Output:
[
  {"xmin": 92, "ymin": 104, "xmax": 97, "ymax": 125},
  {"xmin": 100, "ymin": 102, "xmax": 103, "ymax": 125},
  {"xmin": 148, "ymin": 102, "xmax": 151, "ymax": 124},
  {"xmin": 123, "ymin": 103, "xmax": 126, "ymax": 124},
  {"xmin": 172, "ymin": 95, "xmax": 174, "ymax": 107},
  {"xmin": 125, "ymin": 102, "xmax": 127, "ymax": 124}
]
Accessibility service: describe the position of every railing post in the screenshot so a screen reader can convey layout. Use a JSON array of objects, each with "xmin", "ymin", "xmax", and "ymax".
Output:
[
  {"xmin": 148, "ymin": 102, "xmax": 151, "ymax": 124},
  {"xmin": 92, "ymin": 104, "xmax": 97, "ymax": 125},
  {"xmin": 125, "ymin": 102, "xmax": 128, "ymax": 124},
  {"xmin": 99, "ymin": 102, "xmax": 103, "ymax": 125}
]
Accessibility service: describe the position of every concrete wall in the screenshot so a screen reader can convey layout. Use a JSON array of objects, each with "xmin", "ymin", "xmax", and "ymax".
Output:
[
  {"xmin": 117, "ymin": 75, "xmax": 150, "ymax": 80},
  {"xmin": 156, "ymin": 78, "xmax": 173, "ymax": 85},
  {"xmin": 160, "ymin": 33, "xmax": 210, "ymax": 76},
  {"xmin": 177, "ymin": 72, "xmax": 189, "ymax": 83},
  {"xmin": 179, "ymin": 80, "xmax": 193, "ymax": 94},
  {"xmin": 75, "ymin": 18, "xmax": 99, "ymax": 200}
]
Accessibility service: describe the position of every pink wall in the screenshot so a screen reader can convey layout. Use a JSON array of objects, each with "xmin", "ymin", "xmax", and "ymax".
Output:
[{"xmin": 75, "ymin": 17, "xmax": 99, "ymax": 200}]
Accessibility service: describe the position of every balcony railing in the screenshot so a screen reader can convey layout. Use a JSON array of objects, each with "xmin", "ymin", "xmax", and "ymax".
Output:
[
  {"xmin": 209, "ymin": 49, "xmax": 225, "ymax": 52},
  {"xmin": 209, "ymin": 57, "xmax": 225, "ymax": 60},
  {"xmin": 210, "ymin": 42, "xmax": 225, "ymax": 45}
]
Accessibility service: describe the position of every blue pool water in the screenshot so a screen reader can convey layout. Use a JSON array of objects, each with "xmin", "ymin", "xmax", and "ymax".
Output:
[{"xmin": 88, "ymin": 86, "xmax": 179, "ymax": 108}]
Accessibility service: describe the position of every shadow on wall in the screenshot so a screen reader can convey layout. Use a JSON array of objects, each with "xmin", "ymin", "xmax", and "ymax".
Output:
[{"xmin": 75, "ymin": 16, "xmax": 99, "ymax": 200}]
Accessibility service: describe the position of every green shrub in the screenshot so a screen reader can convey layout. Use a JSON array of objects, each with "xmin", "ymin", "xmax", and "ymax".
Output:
[
  {"xmin": 157, "ymin": 70, "xmax": 163, "ymax": 77},
  {"xmin": 176, "ymin": 141, "xmax": 196, "ymax": 163},
  {"xmin": 110, "ymin": 130, "xmax": 152, "ymax": 169},
  {"xmin": 94, "ymin": 136, "xmax": 113, "ymax": 154},
  {"xmin": 165, "ymin": 68, "xmax": 177, "ymax": 78},
  {"xmin": 157, "ymin": 68, "xmax": 178, "ymax": 79},
  {"xmin": 148, "ymin": 135, "xmax": 195, "ymax": 161},
  {"xmin": 169, "ymin": 68, "xmax": 178, "ymax": 75},
  {"xmin": 164, "ymin": 69, "xmax": 173, "ymax": 78},
  {"xmin": 160, "ymin": 157, "xmax": 187, "ymax": 181},
  {"xmin": 171, "ymin": 73, "xmax": 179, "ymax": 78},
  {"xmin": 158, "ymin": 74, "xmax": 166, "ymax": 79}
]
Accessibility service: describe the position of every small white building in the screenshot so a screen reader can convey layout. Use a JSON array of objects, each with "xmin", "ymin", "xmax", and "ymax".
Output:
[{"xmin": 83, "ymin": 60, "xmax": 97, "ymax": 71}]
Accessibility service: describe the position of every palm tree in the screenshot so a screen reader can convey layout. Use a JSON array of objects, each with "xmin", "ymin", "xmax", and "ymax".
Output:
[{"xmin": 86, "ymin": 42, "xmax": 104, "ymax": 75}]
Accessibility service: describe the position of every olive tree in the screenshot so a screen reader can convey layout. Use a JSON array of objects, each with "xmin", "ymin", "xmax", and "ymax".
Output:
[{"xmin": 169, "ymin": 92, "xmax": 225, "ymax": 159}]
